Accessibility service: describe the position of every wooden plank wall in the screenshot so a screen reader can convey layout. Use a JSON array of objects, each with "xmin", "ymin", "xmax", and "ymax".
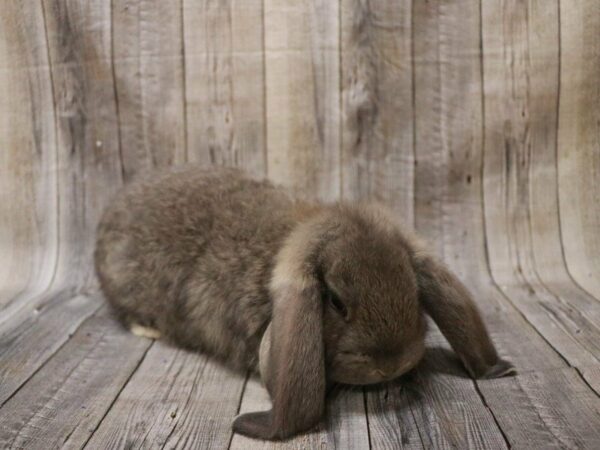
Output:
[{"xmin": 0, "ymin": 0, "xmax": 598, "ymax": 448}]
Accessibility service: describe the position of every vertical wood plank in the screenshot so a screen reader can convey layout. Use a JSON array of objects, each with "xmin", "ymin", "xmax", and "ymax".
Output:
[
  {"xmin": 184, "ymin": 0, "xmax": 267, "ymax": 178},
  {"xmin": 412, "ymin": 0, "xmax": 576, "ymax": 374},
  {"xmin": 477, "ymin": 0, "xmax": 600, "ymax": 446},
  {"xmin": 410, "ymin": 1, "xmax": 511, "ymax": 444},
  {"xmin": 43, "ymin": 0, "xmax": 124, "ymax": 288},
  {"xmin": 482, "ymin": 0, "xmax": 600, "ymax": 373},
  {"xmin": 0, "ymin": 1, "xmax": 58, "ymax": 313},
  {"xmin": 409, "ymin": 0, "xmax": 597, "ymax": 448},
  {"xmin": 340, "ymin": 0, "xmax": 414, "ymax": 215},
  {"xmin": 557, "ymin": 0, "xmax": 600, "ymax": 300},
  {"xmin": 413, "ymin": 0, "xmax": 487, "ymax": 266},
  {"xmin": 112, "ymin": 0, "xmax": 187, "ymax": 182},
  {"xmin": 520, "ymin": 3, "xmax": 600, "ymax": 360},
  {"xmin": 0, "ymin": 0, "xmax": 126, "ymax": 417},
  {"xmin": 264, "ymin": 0, "xmax": 340, "ymax": 200},
  {"xmin": 483, "ymin": 0, "xmax": 565, "ymax": 277}
]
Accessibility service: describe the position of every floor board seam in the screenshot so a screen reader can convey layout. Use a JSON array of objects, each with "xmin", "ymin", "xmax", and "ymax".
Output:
[
  {"xmin": 226, "ymin": 371, "xmax": 250, "ymax": 450},
  {"xmin": 363, "ymin": 386, "xmax": 372, "ymax": 450},
  {"xmin": 0, "ymin": 303, "xmax": 101, "ymax": 410},
  {"xmin": 572, "ymin": 366, "xmax": 600, "ymax": 398},
  {"xmin": 80, "ymin": 339, "xmax": 155, "ymax": 449},
  {"xmin": 472, "ymin": 379, "xmax": 511, "ymax": 449}
]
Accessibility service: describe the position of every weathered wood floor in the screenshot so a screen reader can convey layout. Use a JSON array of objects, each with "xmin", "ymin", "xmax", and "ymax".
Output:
[{"xmin": 1, "ymin": 281, "xmax": 599, "ymax": 449}]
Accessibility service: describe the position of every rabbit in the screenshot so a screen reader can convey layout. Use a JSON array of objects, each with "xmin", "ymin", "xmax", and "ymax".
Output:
[{"xmin": 94, "ymin": 166, "xmax": 515, "ymax": 441}]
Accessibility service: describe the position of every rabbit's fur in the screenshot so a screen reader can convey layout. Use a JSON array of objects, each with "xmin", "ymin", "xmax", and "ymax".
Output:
[{"xmin": 95, "ymin": 166, "xmax": 515, "ymax": 440}]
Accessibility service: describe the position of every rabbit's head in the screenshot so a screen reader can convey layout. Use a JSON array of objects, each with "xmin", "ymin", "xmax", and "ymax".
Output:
[
  {"xmin": 313, "ymin": 206, "xmax": 427, "ymax": 385},
  {"xmin": 234, "ymin": 204, "xmax": 514, "ymax": 440}
]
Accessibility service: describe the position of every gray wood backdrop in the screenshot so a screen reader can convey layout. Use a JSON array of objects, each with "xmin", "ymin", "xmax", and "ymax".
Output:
[{"xmin": 0, "ymin": 1, "xmax": 599, "ymax": 448}]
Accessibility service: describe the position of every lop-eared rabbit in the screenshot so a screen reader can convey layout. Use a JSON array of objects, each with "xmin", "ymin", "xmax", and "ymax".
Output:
[{"xmin": 95, "ymin": 167, "xmax": 514, "ymax": 440}]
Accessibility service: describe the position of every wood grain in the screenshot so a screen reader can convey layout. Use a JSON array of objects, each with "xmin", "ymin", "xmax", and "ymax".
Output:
[
  {"xmin": 340, "ymin": 0, "xmax": 414, "ymax": 214},
  {"xmin": 0, "ymin": 0, "xmax": 131, "ymax": 434},
  {"xmin": 482, "ymin": 0, "xmax": 600, "ymax": 375},
  {"xmin": 366, "ymin": 380, "xmax": 424, "ymax": 450},
  {"xmin": 0, "ymin": 308, "xmax": 150, "ymax": 450},
  {"xmin": 368, "ymin": 330, "xmax": 514, "ymax": 450},
  {"xmin": 371, "ymin": 343, "xmax": 508, "ymax": 449},
  {"xmin": 42, "ymin": 0, "xmax": 124, "ymax": 288},
  {"xmin": 581, "ymin": 365, "xmax": 600, "ymax": 397},
  {"xmin": 264, "ymin": 0, "xmax": 341, "ymax": 200},
  {"xmin": 478, "ymin": 368, "xmax": 600, "ymax": 448},
  {"xmin": 410, "ymin": 2, "xmax": 514, "ymax": 447},
  {"xmin": 411, "ymin": 0, "xmax": 572, "ymax": 374},
  {"xmin": 411, "ymin": 2, "xmax": 600, "ymax": 450},
  {"xmin": 85, "ymin": 341, "xmax": 246, "ymax": 449},
  {"xmin": 391, "ymin": 352, "xmax": 506, "ymax": 449},
  {"xmin": 0, "ymin": 291, "xmax": 99, "ymax": 406},
  {"xmin": 231, "ymin": 377, "xmax": 369, "ymax": 449},
  {"xmin": 0, "ymin": 0, "xmax": 58, "ymax": 319},
  {"xmin": 557, "ymin": 0, "xmax": 600, "ymax": 299},
  {"xmin": 112, "ymin": 0, "xmax": 187, "ymax": 181},
  {"xmin": 184, "ymin": 0, "xmax": 267, "ymax": 177}
]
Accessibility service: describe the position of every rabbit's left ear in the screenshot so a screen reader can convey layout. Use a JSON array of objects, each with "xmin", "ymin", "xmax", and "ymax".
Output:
[
  {"xmin": 233, "ymin": 268, "xmax": 326, "ymax": 440},
  {"xmin": 414, "ymin": 255, "xmax": 516, "ymax": 379}
]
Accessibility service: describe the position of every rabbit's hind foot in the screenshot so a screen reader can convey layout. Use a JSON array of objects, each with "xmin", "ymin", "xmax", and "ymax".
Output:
[{"xmin": 130, "ymin": 323, "xmax": 161, "ymax": 340}]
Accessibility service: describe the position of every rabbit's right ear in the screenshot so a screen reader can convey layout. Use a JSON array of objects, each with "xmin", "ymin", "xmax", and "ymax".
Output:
[
  {"xmin": 414, "ymin": 255, "xmax": 516, "ymax": 379},
  {"xmin": 233, "ymin": 227, "xmax": 326, "ymax": 440}
]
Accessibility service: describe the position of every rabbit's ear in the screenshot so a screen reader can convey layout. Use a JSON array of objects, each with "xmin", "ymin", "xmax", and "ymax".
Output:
[
  {"xmin": 414, "ymin": 256, "xmax": 516, "ymax": 379},
  {"xmin": 233, "ymin": 274, "xmax": 325, "ymax": 439}
]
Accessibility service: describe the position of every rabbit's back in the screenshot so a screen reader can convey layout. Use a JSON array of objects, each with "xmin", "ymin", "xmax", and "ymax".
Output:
[{"xmin": 95, "ymin": 167, "xmax": 296, "ymax": 370}]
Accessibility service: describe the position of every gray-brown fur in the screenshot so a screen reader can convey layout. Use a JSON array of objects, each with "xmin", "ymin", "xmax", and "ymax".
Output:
[
  {"xmin": 95, "ymin": 167, "xmax": 291, "ymax": 371},
  {"xmin": 94, "ymin": 166, "xmax": 514, "ymax": 440}
]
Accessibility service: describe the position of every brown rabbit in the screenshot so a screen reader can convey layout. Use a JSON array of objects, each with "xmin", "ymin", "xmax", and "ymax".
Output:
[{"xmin": 94, "ymin": 166, "xmax": 515, "ymax": 440}]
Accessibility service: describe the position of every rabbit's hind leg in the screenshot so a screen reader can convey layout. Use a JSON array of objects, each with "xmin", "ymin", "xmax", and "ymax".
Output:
[{"xmin": 130, "ymin": 323, "xmax": 161, "ymax": 340}]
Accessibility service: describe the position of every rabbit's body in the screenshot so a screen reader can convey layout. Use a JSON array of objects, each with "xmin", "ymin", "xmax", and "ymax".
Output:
[
  {"xmin": 95, "ymin": 166, "xmax": 514, "ymax": 440},
  {"xmin": 95, "ymin": 168, "xmax": 301, "ymax": 371}
]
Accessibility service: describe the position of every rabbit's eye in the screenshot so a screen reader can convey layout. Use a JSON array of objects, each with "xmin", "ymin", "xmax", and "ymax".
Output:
[{"xmin": 326, "ymin": 289, "xmax": 348, "ymax": 318}]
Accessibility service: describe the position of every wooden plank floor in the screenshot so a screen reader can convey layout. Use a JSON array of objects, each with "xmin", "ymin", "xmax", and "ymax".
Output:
[{"xmin": 0, "ymin": 284, "xmax": 599, "ymax": 449}]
